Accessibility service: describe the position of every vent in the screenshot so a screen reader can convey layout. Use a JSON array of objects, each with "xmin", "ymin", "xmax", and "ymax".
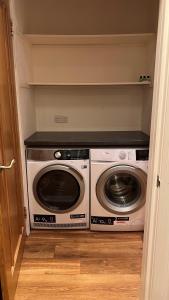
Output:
[{"xmin": 33, "ymin": 222, "xmax": 87, "ymax": 228}]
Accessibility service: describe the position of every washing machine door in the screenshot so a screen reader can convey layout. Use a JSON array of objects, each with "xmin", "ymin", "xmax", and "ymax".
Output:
[
  {"xmin": 96, "ymin": 165, "xmax": 147, "ymax": 214},
  {"xmin": 33, "ymin": 165, "xmax": 85, "ymax": 213}
]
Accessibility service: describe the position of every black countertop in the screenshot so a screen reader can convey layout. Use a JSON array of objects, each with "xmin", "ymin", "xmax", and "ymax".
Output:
[{"xmin": 24, "ymin": 131, "xmax": 149, "ymax": 147}]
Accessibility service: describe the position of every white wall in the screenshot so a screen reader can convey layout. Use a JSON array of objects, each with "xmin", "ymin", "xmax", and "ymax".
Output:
[
  {"xmin": 8, "ymin": 0, "xmax": 25, "ymax": 34},
  {"xmin": 22, "ymin": 0, "xmax": 159, "ymax": 35},
  {"xmin": 35, "ymin": 86, "xmax": 143, "ymax": 131},
  {"xmin": 142, "ymin": 89, "xmax": 153, "ymax": 134},
  {"xmin": 30, "ymin": 41, "xmax": 151, "ymax": 85},
  {"xmin": 142, "ymin": 39, "xmax": 157, "ymax": 133}
]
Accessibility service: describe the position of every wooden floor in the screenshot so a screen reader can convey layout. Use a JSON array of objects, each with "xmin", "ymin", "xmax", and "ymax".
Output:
[{"xmin": 15, "ymin": 230, "xmax": 143, "ymax": 300}]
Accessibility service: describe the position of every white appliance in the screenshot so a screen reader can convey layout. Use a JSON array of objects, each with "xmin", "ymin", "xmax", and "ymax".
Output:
[
  {"xmin": 90, "ymin": 148, "xmax": 148, "ymax": 231},
  {"xmin": 27, "ymin": 148, "xmax": 89, "ymax": 229}
]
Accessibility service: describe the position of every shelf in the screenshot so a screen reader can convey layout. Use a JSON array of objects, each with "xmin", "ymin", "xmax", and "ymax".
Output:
[
  {"xmin": 25, "ymin": 33, "xmax": 156, "ymax": 46},
  {"xmin": 28, "ymin": 81, "xmax": 152, "ymax": 87},
  {"xmin": 25, "ymin": 33, "xmax": 155, "ymax": 88}
]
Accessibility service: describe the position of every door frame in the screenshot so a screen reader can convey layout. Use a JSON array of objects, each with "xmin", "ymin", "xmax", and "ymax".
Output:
[{"xmin": 141, "ymin": 0, "xmax": 169, "ymax": 298}]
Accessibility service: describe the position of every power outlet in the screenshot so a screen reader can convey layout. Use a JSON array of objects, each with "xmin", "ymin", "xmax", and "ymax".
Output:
[{"xmin": 54, "ymin": 115, "xmax": 68, "ymax": 123}]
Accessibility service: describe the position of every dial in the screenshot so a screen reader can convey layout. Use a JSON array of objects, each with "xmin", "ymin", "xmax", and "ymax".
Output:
[
  {"xmin": 119, "ymin": 151, "xmax": 126, "ymax": 160},
  {"xmin": 54, "ymin": 151, "xmax": 62, "ymax": 159}
]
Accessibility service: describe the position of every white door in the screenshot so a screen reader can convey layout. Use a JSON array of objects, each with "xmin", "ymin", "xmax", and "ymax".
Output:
[{"xmin": 141, "ymin": 0, "xmax": 169, "ymax": 299}]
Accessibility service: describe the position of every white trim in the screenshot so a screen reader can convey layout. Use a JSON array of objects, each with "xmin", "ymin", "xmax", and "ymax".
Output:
[
  {"xmin": 28, "ymin": 81, "xmax": 152, "ymax": 87},
  {"xmin": 24, "ymin": 33, "xmax": 155, "ymax": 46},
  {"xmin": 141, "ymin": 0, "xmax": 169, "ymax": 299}
]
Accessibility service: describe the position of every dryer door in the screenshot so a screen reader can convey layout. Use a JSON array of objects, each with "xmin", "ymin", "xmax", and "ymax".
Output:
[
  {"xmin": 96, "ymin": 165, "xmax": 147, "ymax": 214},
  {"xmin": 33, "ymin": 165, "xmax": 85, "ymax": 213}
]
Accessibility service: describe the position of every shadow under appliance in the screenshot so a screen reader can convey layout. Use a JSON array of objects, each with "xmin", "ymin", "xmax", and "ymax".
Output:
[
  {"xmin": 27, "ymin": 148, "xmax": 89, "ymax": 229},
  {"xmin": 90, "ymin": 148, "xmax": 148, "ymax": 231}
]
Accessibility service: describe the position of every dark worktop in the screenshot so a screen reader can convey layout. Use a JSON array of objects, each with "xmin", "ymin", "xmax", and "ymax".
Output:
[{"xmin": 24, "ymin": 131, "xmax": 149, "ymax": 147}]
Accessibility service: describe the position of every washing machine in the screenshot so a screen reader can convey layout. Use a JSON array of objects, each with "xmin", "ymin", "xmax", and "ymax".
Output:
[
  {"xmin": 90, "ymin": 148, "xmax": 148, "ymax": 231},
  {"xmin": 26, "ymin": 148, "xmax": 89, "ymax": 229}
]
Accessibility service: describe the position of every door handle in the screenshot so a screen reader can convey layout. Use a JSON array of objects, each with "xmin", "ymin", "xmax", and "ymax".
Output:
[{"xmin": 0, "ymin": 159, "xmax": 15, "ymax": 171}]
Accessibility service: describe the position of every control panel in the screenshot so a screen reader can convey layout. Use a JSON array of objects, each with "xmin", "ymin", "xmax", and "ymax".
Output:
[
  {"xmin": 27, "ymin": 148, "xmax": 89, "ymax": 161},
  {"xmin": 91, "ymin": 148, "xmax": 149, "ymax": 162},
  {"xmin": 54, "ymin": 149, "xmax": 89, "ymax": 160}
]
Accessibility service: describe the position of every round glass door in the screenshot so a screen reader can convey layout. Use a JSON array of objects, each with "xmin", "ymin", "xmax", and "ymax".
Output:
[
  {"xmin": 33, "ymin": 165, "xmax": 85, "ymax": 213},
  {"xmin": 96, "ymin": 165, "xmax": 147, "ymax": 214}
]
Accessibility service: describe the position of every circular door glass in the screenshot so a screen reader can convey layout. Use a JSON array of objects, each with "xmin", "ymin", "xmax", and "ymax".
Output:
[
  {"xmin": 33, "ymin": 165, "xmax": 84, "ymax": 213},
  {"xmin": 96, "ymin": 165, "xmax": 147, "ymax": 214},
  {"xmin": 104, "ymin": 173, "xmax": 141, "ymax": 207}
]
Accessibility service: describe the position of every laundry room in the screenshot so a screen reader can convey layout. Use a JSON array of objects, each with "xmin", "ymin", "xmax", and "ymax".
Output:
[{"xmin": 0, "ymin": 0, "xmax": 161, "ymax": 299}]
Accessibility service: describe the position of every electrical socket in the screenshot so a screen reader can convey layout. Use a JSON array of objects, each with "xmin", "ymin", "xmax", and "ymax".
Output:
[{"xmin": 54, "ymin": 115, "xmax": 68, "ymax": 123}]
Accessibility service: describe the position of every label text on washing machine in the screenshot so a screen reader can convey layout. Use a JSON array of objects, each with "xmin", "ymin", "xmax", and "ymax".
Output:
[
  {"xmin": 91, "ymin": 216, "xmax": 129, "ymax": 225},
  {"xmin": 91, "ymin": 216, "xmax": 116, "ymax": 225}
]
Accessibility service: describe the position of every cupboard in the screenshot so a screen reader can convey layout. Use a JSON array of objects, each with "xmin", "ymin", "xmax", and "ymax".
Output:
[
  {"xmin": 2, "ymin": 0, "xmax": 169, "ymax": 299},
  {"xmin": 8, "ymin": 0, "xmax": 159, "ymax": 233}
]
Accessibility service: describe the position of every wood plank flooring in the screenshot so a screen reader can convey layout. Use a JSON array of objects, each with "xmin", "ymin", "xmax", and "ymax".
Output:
[{"xmin": 15, "ymin": 230, "xmax": 143, "ymax": 300}]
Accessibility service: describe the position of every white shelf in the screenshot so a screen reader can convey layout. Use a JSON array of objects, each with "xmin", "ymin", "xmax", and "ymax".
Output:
[
  {"xmin": 25, "ymin": 33, "xmax": 155, "ymax": 87},
  {"xmin": 25, "ymin": 33, "xmax": 156, "ymax": 46},
  {"xmin": 28, "ymin": 81, "xmax": 152, "ymax": 87}
]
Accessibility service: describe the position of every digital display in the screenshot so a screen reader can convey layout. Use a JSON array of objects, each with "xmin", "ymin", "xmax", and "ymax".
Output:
[
  {"xmin": 136, "ymin": 150, "xmax": 149, "ymax": 161},
  {"xmin": 34, "ymin": 215, "xmax": 56, "ymax": 223}
]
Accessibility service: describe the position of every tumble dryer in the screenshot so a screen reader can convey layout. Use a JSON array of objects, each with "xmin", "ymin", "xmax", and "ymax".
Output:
[
  {"xmin": 26, "ymin": 148, "xmax": 89, "ymax": 229},
  {"xmin": 90, "ymin": 148, "xmax": 148, "ymax": 231}
]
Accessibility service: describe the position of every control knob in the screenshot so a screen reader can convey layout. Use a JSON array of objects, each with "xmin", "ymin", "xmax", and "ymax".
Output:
[
  {"xmin": 54, "ymin": 151, "xmax": 62, "ymax": 159},
  {"xmin": 119, "ymin": 151, "xmax": 126, "ymax": 160}
]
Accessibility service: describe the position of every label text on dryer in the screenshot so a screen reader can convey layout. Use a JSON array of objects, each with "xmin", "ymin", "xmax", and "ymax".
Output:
[
  {"xmin": 70, "ymin": 214, "xmax": 86, "ymax": 219},
  {"xmin": 34, "ymin": 215, "xmax": 56, "ymax": 223}
]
